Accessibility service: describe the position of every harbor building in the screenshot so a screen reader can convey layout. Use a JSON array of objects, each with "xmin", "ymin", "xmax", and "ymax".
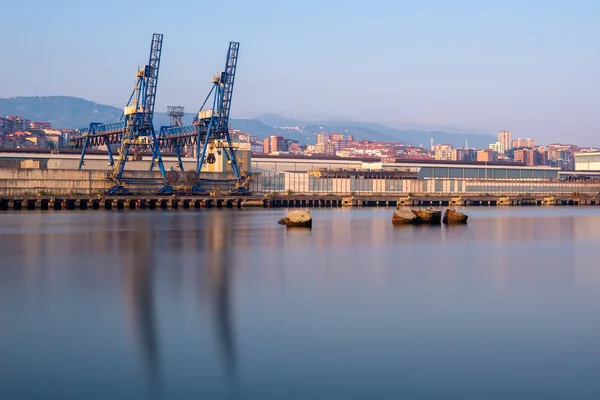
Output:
[
  {"xmin": 575, "ymin": 152, "xmax": 600, "ymax": 171},
  {"xmin": 3, "ymin": 150, "xmax": 600, "ymax": 197}
]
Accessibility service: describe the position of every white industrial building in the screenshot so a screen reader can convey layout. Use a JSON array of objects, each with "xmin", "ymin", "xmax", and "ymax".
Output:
[{"xmin": 575, "ymin": 152, "xmax": 600, "ymax": 171}]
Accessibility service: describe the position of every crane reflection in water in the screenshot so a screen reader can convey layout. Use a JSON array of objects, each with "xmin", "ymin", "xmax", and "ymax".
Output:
[
  {"xmin": 121, "ymin": 212, "xmax": 239, "ymax": 388},
  {"xmin": 122, "ymin": 218, "xmax": 161, "ymax": 387},
  {"xmin": 196, "ymin": 212, "xmax": 238, "ymax": 380}
]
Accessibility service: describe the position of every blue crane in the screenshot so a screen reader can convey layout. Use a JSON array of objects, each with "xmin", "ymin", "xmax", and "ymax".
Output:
[
  {"xmin": 70, "ymin": 33, "xmax": 171, "ymax": 195},
  {"xmin": 159, "ymin": 41, "xmax": 251, "ymax": 195}
]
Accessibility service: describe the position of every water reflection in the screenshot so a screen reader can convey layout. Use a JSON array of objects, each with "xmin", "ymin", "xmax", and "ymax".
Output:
[
  {"xmin": 122, "ymin": 219, "xmax": 160, "ymax": 386},
  {"xmin": 121, "ymin": 213, "xmax": 239, "ymax": 387},
  {"xmin": 200, "ymin": 213, "xmax": 238, "ymax": 380},
  {"xmin": 2, "ymin": 208, "xmax": 600, "ymax": 399}
]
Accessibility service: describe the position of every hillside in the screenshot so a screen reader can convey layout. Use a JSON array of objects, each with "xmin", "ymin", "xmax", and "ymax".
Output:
[
  {"xmin": 0, "ymin": 96, "xmax": 496, "ymax": 148},
  {"xmin": 0, "ymin": 96, "xmax": 121, "ymax": 129},
  {"xmin": 255, "ymin": 114, "xmax": 497, "ymax": 148}
]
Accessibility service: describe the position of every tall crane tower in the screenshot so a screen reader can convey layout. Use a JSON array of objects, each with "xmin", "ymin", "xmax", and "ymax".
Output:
[
  {"xmin": 70, "ymin": 33, "xmax": 170, "ymax": 195},
  {"xmin": 196, "ymin": 41, "xmax": 247, "ymax": 192},
  {"xmin": 160, "ymin": 41, "xmax": 250, "ymax": 195},
  {"xmin": 110, "ymin": 33, "xmax": 168, "ymax": 195}
]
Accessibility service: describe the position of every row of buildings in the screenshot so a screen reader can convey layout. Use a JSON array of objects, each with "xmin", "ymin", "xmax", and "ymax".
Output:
[
  {"xmin": 426, "ymin": 139, "xmax": 595, "ymax": 170},
  {"xmin": 489, "ymin": 131, "xmax": 536, "ymax": 153},
  {"xmin": 484, "ymin": 130, "xmax": 596, "ymax": 169},
  {"xmin": 255, "ymin": 132, "xmax": 433, "ymax": 160},
  {"xmin": 2, "ymin": 114, "xmax": 598, "ymax": 172},
  {"xmin": 255, "ymin": 129, "xmax": 598, "ymax": 171},
  {"xmin": 1, "ymin": 116, "xmax": 69, "ymax": 149}
]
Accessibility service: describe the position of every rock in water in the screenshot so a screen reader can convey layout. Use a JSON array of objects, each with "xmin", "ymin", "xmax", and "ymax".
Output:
[
  {"xmin": 411, "ymin": 208, "xmax": 442, "ymax": 225},
  {"xmin": 392, "ymin": 208, "xmax": 417, "ymax": 225},
  {"xmin": 443, "ymin": 209, "xmax": 468, "ymax": 224},
  {"xmin": 279, "ymin": 210, "xmax": 312, "ymax": 228}
]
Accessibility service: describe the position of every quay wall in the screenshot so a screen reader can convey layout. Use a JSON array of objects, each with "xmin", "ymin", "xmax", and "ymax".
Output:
[
  {"xmin": 1, "ymin": 168, "xmax": 600, "ymax": 197},
  {"xmin": 0, "ymin": 169, "xmax": 115, "ymax": 196},
  {"xmin": 0, "ymin": 168, "xmax": 238, "ymax": 196}
]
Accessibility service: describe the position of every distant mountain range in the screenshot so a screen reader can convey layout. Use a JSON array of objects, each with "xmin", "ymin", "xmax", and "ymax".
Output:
[
  {"xmin": 0, "ymin": 96, "xmax": 496, "ymax": 148},
  {"xmin": 0, "ymin": 96, "xmax": 122, "ymax": 129}
]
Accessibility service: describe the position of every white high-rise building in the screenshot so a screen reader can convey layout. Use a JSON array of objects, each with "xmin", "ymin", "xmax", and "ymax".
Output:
[
  {"xmin": 498, "ymin": 130, "xmax": 512, "ymax": 151},
  {"xmin": 489, "ymin": 141, "xmax": 505, "ymax": 154}
]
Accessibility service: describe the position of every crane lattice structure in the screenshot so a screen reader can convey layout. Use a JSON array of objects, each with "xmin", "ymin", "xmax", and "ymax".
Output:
[
  {"xmin": 159, "ymin": 41, "xmax": 250, "ymax": 194},
  {"xmin": 167, "ymin": 106, "xmax": 185, "ymax": 127},
  {"xmin": 69, "ymin": 33, "xmax": 171, "ymax": 195}
]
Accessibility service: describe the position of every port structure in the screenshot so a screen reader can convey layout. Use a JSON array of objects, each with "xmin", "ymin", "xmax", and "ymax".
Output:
[
  {"xmin": 167, "ymin": 106, "xmax": 184, "ymax": 127},
  {"xmin": 159, "ymin": 41, "xmax": 251, "ymax": 195},
  {"xmin": 70, "ymin": 33, "xmax": 171, "ymax": 195}
]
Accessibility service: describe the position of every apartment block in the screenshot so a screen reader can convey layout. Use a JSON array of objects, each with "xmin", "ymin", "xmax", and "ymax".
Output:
[
  {"xmin": 477, "ymin": 149, "xmax": 498, "ymax": 162},
  {"xmin": 513, "ymin": 138, "xmax": 535, "ymax": 148},
  {"xmin": 498, "ymin": 130, "xmax": 512, "ymax": 151}
]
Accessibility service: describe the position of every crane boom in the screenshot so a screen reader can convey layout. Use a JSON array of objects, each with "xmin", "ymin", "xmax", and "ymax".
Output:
[
  {"xmin": 143, "ymin": 33, "xmax": 162, "ymax": 129},
  {"xmin": 216, "ymin": 42, "xmax": 239, "ymax": 135}
]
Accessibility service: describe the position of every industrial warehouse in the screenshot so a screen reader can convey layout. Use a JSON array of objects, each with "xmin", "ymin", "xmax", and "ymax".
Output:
[{"xmin": 2, "ymin": 148, "xmax": 600, "ymax": 198}]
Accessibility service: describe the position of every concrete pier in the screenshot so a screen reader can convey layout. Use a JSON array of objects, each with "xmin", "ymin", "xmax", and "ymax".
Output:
[
  {"xmin": 1, "ymin": 193, "xmax": 599, "ymax": 212},
  {"xmin": 0, "ymin": 168, "xmax": 239, "ymax": 196}
]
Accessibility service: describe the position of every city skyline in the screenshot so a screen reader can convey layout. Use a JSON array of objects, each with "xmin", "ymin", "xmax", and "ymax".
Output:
[{"xmin": 2, "ymin": 1, "xmax": 600, "ymax": 145}]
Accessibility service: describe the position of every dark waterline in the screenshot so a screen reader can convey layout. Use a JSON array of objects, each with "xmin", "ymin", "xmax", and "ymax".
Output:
[{"xmin": 1, "ymin": 208, "xmax": 600, "ymax": 399}]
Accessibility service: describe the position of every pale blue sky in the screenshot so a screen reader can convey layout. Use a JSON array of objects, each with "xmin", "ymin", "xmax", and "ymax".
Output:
[{"xmin": 1, "ymin": 0, "xmax": 599, "ymax": 144}]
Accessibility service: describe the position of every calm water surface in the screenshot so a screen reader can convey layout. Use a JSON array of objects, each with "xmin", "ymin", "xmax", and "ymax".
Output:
[{"xmin": 1, "ymin": 208, "xmax": 600, "ymax": 399}]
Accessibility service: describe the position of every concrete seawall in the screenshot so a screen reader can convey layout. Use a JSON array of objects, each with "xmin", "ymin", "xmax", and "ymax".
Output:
[
  {"xmin": 2, "ymin": 167, "xmax": 600, "ymax": 197},
  {"xmin": 0, "ymin": 168, "xmax": 239, "ymax": 196},
  {"xmin": 0, "ymin": 169, "xmax": 116, "ymax": 196},
  {"xmin": 1, "ymin": 194, "xmax": 599, "ymax": 212}
]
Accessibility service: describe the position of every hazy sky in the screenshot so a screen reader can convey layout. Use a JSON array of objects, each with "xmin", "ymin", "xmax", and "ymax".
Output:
[{"xmin": 2, "ymin": 0, "xmax": 599, "ymax": 144}]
